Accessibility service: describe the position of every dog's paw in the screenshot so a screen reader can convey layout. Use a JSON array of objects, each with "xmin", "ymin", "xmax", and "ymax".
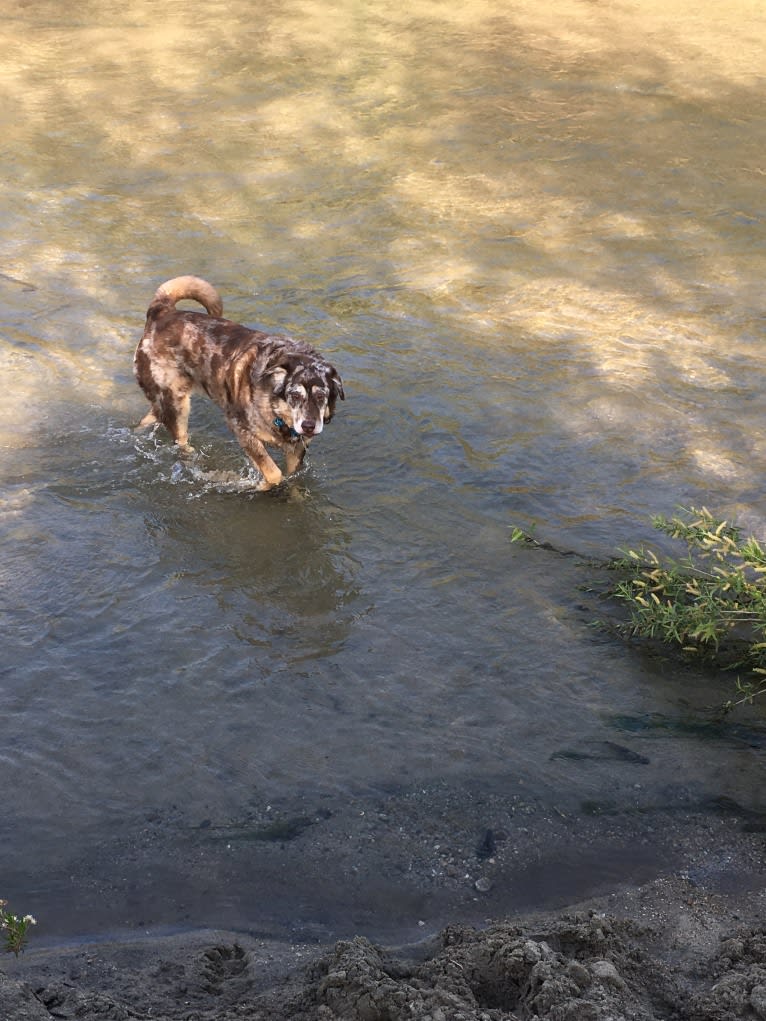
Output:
[
  {"xmin": 284, "ymin": 484, "xmax": 308, "ymax": 503},
  {"xmin": 257, "ymin": 465, "xmax": 283, "ymax": 489},
  {"xmin": 256, "ymin": 478, "xmax": 281, "ymax": 492}
]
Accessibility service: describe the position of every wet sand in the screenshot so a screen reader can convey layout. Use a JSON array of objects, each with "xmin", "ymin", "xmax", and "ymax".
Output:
[{"xmin": 3, "ymin": 807, "xmax": 764, "ymax": 1020}]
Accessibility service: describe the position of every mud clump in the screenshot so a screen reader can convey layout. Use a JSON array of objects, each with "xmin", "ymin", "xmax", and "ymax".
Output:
[
  {"xmin": 299, "ymin": 913, "xmax": 662, "ymax": 1020},
  {"xmin": 685, "ymin": 931, "xmax": 766, "ymax": 1021}
]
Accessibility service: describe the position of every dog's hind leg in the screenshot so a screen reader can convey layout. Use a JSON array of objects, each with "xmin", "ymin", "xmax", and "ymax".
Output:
[
  {"xmin": 138, "ymin": 389, "xmax": 193, "ymax": 449},
  {"xmin": 167, "ymin": 391, "xmax": 192, "ymax": 448},
  {"xmin": 137, "ymin": 408, "xmax": 158, "ymax": 429}
]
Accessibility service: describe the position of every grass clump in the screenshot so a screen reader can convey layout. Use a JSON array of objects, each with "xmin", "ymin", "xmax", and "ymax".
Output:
[
  {"xmin": 611, "ymin": 507, "xmax": 766, "ymax": 709},
  {"xmin": 511, "ymin": 506, "xmax": 766, "ymax": 709}
]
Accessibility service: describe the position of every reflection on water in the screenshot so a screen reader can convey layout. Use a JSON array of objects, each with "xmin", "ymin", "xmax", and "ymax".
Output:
[{"xmin": 1, "ymin": 0, "xmax": 765, "ymax": 939}]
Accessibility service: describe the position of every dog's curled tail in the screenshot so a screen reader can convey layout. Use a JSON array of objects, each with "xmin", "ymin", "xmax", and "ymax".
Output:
[{"xmin": 149, "ymin": 275, "xmax": 224, "ymax": 318}]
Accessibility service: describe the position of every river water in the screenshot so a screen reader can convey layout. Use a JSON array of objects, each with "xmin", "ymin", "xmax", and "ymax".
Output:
[{"xmin": 1, "ymin": 0, "xmax": 765, "ymax": 943}]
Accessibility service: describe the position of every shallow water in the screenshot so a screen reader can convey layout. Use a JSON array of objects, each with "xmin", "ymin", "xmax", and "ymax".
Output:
[{"xmin": 1, "ymin": 0, "xmax": 765, "ymax": 942}]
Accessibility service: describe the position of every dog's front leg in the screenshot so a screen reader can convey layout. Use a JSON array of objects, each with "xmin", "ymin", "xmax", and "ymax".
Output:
[
  {"xmin": 231, "ymin": 426, "xmax": 283, "ymax": 490},
  {"xmin": 284, "ymin": 440, "xmax": 308, "ymax": 478}
]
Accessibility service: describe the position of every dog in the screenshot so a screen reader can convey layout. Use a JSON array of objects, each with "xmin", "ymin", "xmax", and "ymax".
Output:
[{"xmin": 134, "ymin": 276, "xmax": 344, "ymax": 490}]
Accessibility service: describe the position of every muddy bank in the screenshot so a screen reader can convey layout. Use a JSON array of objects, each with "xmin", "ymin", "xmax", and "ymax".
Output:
[{"xmin": 3, "ymin": 822, "xmax": 766, "ymax": 1020}]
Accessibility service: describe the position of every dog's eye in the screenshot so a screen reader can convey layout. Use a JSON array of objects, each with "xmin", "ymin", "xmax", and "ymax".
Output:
[{"xmin": 312, "ymin": 386, "xmax": 329, "ymax": 399}]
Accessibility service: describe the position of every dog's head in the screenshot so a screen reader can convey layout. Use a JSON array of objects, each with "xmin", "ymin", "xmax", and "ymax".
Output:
[{"xmin": 267, "ymin": 356, "xmax": 344, "ymax": 438}]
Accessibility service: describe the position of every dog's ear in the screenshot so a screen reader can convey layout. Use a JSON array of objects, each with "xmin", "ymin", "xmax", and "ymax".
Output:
[
  {"xmin": 327, "ymin": 367, "xmax": 345, "ymax": 402},
  {"xmin": 265, "ymin": 365, "xmax": 288, "ymax": 397}
]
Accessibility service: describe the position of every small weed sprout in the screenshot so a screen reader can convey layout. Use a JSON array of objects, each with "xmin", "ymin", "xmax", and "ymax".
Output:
[
  {"xmin": 612, "ymin": 507, "xmax": 766, "ymax": 709},
  {"xmin": 0, "ymin": 900, "xmax": 36, "ymax": 956}
]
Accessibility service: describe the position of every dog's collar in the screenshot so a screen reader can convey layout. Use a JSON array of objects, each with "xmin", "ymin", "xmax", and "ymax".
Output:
[{"xmin": 273, "ymin": 416, "xmax": 300, "ymax": 440}]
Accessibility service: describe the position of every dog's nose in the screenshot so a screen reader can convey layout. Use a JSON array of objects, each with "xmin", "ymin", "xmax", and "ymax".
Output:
[{"xmin": 301, "ymin": 419, "xmax": 316, "ymax": 435}]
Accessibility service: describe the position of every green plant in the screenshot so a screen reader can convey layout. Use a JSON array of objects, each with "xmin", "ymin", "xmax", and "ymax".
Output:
[
  {"xmin": 611, "ymin": 507, "xmax": 766, "ymax": 709},
  {"xmin": 0, "ymin": 900, "xmax": 36, "ymax": 956}
]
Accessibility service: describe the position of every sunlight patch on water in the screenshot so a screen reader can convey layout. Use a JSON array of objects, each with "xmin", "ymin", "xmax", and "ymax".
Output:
[{"xmin": 689, "ymin": 447, "xmax": 751, "ymax": 483}]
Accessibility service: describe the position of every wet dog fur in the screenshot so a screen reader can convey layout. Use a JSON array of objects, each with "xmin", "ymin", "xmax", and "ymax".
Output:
[{"xmin": 134, "ymin": 276, "xmax": 344, "ymax": 490}]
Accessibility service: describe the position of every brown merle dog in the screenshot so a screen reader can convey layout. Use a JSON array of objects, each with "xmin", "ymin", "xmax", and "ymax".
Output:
[{"xmin": 134, "ymin": 276, "xmax": 344, "ymax": 490}]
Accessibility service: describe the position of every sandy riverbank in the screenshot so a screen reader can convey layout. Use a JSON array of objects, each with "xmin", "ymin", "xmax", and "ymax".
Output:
[{"xmin": 3, "ymin": 812, "xmax": 765, "ymax": 1020}]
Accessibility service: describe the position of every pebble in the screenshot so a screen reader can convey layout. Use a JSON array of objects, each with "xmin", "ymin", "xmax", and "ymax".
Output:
[
  {"xmin": 567, "ymin": 961, "xmax": 591, "ymax": 988},
  {"xmin": 474, "ymin": 877, "xmax": 493, "ymax": 893},
  {"xmin": 751, "ymin": 984, "xmax": 766, "ymax": 1020},
  {"xmin": 720, "ymin": 937, "xmax": 744, "ymax": 961},
  {"xmin": 591, "ymin": 959, "xmax": 625, "ymax": 989}
]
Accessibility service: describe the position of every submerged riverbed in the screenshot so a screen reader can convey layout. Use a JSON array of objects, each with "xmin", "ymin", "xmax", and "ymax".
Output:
[{"xmin": 0, "ymin": 0, "xmax": 765, "ymax": 944}]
